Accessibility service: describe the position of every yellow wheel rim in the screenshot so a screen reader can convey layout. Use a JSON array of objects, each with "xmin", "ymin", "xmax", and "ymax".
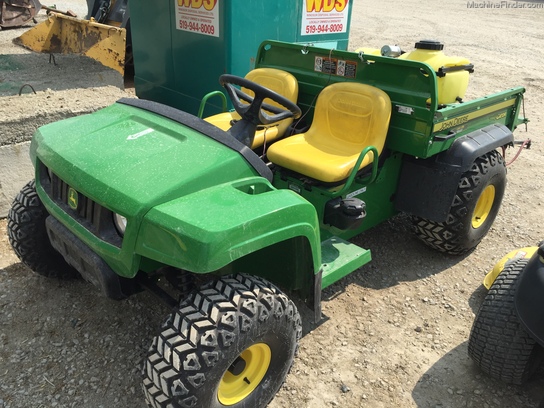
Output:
[
  {"xmin": 472, "ymin": 185, "xmax": 495, "ymax": 229},
  {"xmin": 217, "ymin": 343, "xmax": 271, "ymax": 405}
]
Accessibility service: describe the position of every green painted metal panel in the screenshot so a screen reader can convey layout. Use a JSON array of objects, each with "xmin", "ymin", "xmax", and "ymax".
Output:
[
  {"xmin": 136, "ymin": 177, "xmax": 321, "ymax": 274},
  {"xmin": 428, "ymin": 87, "xmax": 527, "ymax": 156},
  {"xmin": 272, "ymin": 152, "xmax": 403, "ymax": 242},
  {"xmin": 130, "ymin": 1, "xmax": 175, "ymax": 92},
  {"xmin": 321, "ymin": 236, "xmax": 371, "ymax": 289}
]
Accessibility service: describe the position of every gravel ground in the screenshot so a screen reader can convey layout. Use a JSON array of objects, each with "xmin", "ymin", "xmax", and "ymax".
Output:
[{"xmin": 1, "ymin": 0, "xmax": 544, "ymax": 407}]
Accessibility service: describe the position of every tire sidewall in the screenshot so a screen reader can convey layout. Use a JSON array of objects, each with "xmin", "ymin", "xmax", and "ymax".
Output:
[
  {"xmin": 143, "ymin": 275, "xmax": 301, "ymax": 408},
  {"xmin": 204, "ymin": 313, "xmax": 298, "ymax": 408},
  {"xmin": 456, "ymin": 152, "xmax": 506, "ymax": 251}
]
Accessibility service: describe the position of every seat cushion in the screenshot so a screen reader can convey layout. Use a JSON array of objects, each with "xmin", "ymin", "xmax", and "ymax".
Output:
[
  {"xmin": 268, "ymin": 133, "xmax": 371, "ymax": 182},
  {"xmin": 205, "ymin": 112, "xmax": 281, "ymax": 149},
  {"xmin": 267, "ymin": 82, "xmax": 391, "ymax": 183}
]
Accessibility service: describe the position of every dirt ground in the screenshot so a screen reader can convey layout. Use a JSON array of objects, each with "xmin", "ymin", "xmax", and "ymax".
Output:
[{"xmin": 1, "ymin": 0, "xmax": 543, "ymax": 407}]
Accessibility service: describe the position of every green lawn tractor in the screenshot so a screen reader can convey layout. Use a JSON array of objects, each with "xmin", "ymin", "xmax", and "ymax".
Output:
[
  {"xmin": 468, "ymin": 242, "xmax": 544, "ymax": 387},
  {"xmin": 7, "ymin": 40, "xmax": 528, "ymax": 407}
]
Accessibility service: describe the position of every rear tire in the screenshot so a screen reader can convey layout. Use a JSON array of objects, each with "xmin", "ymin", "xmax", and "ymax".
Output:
[
  {"xmin": 413, "ymin": 150, "xmax": 506, "ymax": 255},
  {"xmin": 143, "ymin": 274, "xmax": 302, "ymax": 408},
  {"xmin": 7, "ymin": 180, "xmax": 78, "ymax": 279},
  {"xmin": 468, "ymin": 258, "xmax": 543, "ymax": 384}
]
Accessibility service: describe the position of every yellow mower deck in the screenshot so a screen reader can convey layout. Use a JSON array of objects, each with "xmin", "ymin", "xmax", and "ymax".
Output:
[
  {"xmin": 14, "ymin": 12, "xmax": 126, "ymax": 75},
  {"xmin": 483, "ymin": 246, "xmax": 538, "ymax": 289}
]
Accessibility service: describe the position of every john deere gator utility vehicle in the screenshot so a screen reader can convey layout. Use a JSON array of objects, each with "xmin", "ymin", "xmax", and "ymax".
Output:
[{"xmin": 7, "ymin": 40, "xmax": 527, "ymax": 407}]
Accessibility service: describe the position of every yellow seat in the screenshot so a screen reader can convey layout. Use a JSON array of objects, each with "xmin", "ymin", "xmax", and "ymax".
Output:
[
  {"xmin": 205, "ymin": 68, "xmax": 299, "ymax": 149},
  {"xmin": 267, "ymin": 82, "xmax": 391, "ymax": 183}
]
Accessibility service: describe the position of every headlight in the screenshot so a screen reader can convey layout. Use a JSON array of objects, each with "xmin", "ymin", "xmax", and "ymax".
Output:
[{"xmin": 113, "ymin": 213, "xmax": 127, "ymax": 236}]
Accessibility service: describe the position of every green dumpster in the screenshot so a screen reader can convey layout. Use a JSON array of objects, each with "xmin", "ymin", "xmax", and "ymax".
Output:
[{"xmin": 129, "ymin": 0, "xmax": 354, "ymax": 116}]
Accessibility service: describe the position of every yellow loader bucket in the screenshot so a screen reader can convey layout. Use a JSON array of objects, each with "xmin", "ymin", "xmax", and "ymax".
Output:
[{"xmin": 14, "ymin": 12, "xmax": 126, "ymax": 75}]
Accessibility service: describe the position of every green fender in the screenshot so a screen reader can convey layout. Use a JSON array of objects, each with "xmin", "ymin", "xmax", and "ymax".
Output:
[{"xmin": 136, "ymin": 177, "xmax": 321, "ymax": 280}]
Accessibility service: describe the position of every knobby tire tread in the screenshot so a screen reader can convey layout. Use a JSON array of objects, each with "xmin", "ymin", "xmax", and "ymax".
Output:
[
  {"xmin": 143, "ymin": 274, "xmax": 302, "ymax": 408},
  {"xmin": 7, "ymin": 180, "xmax": 78, "ymax": 279},
  {"xmin": 412, "ymin": 150, "xmax": 506, "ymax": 255}
]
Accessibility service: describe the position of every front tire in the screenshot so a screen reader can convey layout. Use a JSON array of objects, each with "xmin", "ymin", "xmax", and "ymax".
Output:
[
  {"xmin": 143, "ymin": 274, "xmax": 302, "ymax": 408},
  {"xmin": 413, "ymin": 150, "xmax": 506, "ymax": 255},
  {"xmin": 7, "ymin": 180, "xmax": 78, "ymax": 279},
  {"xmin": 468, "ymin": 258, "xmax": 543, "ymax": 384}
]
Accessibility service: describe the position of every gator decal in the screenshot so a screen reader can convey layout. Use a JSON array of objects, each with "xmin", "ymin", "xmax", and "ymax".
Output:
[{"xmin": 435, "ymin": 99, "xmax": 516, "ymax": 132}]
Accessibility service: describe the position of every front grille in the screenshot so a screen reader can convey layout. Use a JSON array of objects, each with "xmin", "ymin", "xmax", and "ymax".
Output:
[{"xmin": 39, "ymin": 161, "xmax": 123, "ymax": 248}]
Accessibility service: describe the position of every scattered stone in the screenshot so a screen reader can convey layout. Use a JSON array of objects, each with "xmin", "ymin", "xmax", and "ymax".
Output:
[{"xmin": 340, "ymin": 383, "xmax": 351, "ymax": 393}]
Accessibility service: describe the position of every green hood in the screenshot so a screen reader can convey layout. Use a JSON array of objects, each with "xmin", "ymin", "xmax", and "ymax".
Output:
[{"xmin": 32, "ymin": 101, "xmax": 258, "ymax": 217}]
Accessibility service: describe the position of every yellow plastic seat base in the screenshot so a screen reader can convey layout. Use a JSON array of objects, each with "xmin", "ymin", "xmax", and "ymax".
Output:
[
  {"xmin": 268, "ymin": 134, "xmax": 376, "ymax": 183},
  {"xmin": 205, "ymin": 113, "xmax": 281, "ymax": 149},
  {"xmin": 267, "ymin": 82, "xmax": 391, "ymax": 183}
]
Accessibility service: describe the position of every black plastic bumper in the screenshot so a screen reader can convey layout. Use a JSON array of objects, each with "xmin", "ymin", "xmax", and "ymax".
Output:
[{"xmin": 46, "ymin": 216, "xmax": 128, "ymax": 300}]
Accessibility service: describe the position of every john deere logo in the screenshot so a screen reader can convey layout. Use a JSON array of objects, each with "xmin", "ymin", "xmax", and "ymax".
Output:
[{"xmin": 68, "ymin": 187, "xmax": 78, "ymax": 210}]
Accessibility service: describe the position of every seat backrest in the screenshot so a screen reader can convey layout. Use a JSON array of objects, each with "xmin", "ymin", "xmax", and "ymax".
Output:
[
  {"xmin": 307, "ymin": 82, "xmax": 391, "ymax": 155},
  {"xmin": 242, "ymin": 68, "xmax": 299, "ymax": 110},
  {"xmin": 204, "ymin": 68, "xmax": 298, "ymax": 149}
]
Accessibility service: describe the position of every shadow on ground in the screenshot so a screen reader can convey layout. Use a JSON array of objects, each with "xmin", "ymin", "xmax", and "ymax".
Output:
[
  {"xmin": 411, "ymin": 341, "xmax": 544, "ymax": 408},
  {"xmin": 321, "ymin": 214, "xmax": 472, "ymax": 302}
]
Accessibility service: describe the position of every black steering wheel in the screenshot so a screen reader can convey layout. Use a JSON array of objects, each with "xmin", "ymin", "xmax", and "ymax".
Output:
[{"xmin": 219, "ymin": 74, "xmax": 301, "ymax": 147}]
